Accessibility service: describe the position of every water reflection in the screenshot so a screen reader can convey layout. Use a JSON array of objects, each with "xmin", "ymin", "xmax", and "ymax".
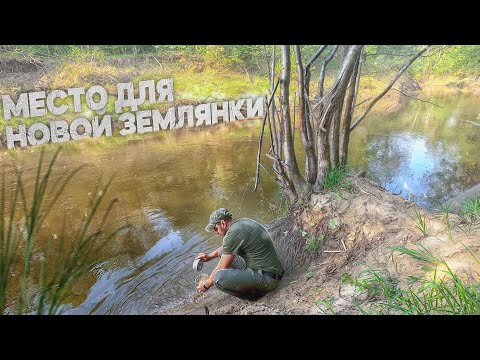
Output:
[
  {"xmin": 69, "ymin": 210, "xmax": 205, "ymax": 314},
  {"xmin": 349, "ymin": 93, "xmax": 480, "ymax": 209},
  {"xmin": 361, "ymin": 132, "xmax": 459, "ymax": 206}
]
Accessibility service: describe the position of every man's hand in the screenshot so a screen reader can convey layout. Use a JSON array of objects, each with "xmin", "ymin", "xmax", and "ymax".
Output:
[
  {"xmin": 196, "ymin": 252, "xmax": 210, "ymax": 262},
  {"xmin": 197, "ymin": 280, "xmax": 210, "ymax": 293}
]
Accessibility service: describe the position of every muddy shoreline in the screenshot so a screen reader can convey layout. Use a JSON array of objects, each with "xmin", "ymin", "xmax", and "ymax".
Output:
[{"xmin": 156, "ymin": 177, "xmax": 480, "ymax": 315}]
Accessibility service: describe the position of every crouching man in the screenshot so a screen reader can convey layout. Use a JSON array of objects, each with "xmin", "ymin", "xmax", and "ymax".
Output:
[{"xmin": 196, "ymin": 208, "xmax": 284, "ymax": 301}]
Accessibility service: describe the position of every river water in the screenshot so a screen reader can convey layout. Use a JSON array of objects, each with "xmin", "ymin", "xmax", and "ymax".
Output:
[{"xmin": 2, "ymin": 91, "xmax": 479, "ymax": 314}]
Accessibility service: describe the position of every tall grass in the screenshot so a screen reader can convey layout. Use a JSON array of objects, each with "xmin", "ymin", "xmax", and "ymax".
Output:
[
  {"xmin": 438, "ymin": 203, "xmax": 453, "ymax": 240},
  {"xmin": 345, "ymin": 245, "xmax": 480, "ymax": 314},
  {"xmin": 0, "ymin": 148, "xmax": 125, "ymax": 314},
  {"xmin": 461, "ymin": 196, "xmax": 480, "ymax": 222},
  {"xmin": 316, "ymin": 297, "xmax": 335, "ymax": 315},
  {"xmin": 412, "ymin": 207, "xmax": 428, "ymax": 236},
  {"xmin": 323, "ymin": 166, "xmax": 353, "ymax": 192},
  {"xmin": 323, "ymin": 166, "xmax": 347, "ymax": 190}
]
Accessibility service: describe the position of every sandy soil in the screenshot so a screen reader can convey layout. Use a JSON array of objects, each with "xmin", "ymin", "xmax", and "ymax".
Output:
[{"xmin": 157, "ymin": 176, "xmax": 480, "ymax": 315}]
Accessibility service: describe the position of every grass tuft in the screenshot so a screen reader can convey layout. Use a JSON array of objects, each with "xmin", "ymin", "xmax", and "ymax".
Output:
[
  {"xmin": 412, "ymin": 207, "xmax": 428, "ymax": 236},
  {"xmin": 345, "ymin": 246, "xmax": 480, "ymax": 315},
  {"xmin": 323, "ymin": 166, "xmax": 347, "ymax": 190},
  {"xmin": 461, "ymin": 196, "xmax": 480, "ymax": 223},
  {"xmin": 306, "ymin": 234, "xmax": 324, "ymax": 252}
]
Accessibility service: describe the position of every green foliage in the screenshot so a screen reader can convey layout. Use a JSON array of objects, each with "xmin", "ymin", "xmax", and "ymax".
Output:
[
  {"xmin": 2, "ymin": 45, "xmax": 480, "ymax": 80},
  {"xmin": 329, "ymin": 218, "xmax": 340, "ymax": 230},
  {"xmin": 421, "ymin": 46, "xmax": 480, "ymax": 77},
  {"xmin": 390, "ymin": 244, "xmax": 439, "ymax": 265},
  {"xmin": 67, "ymin": 46, "xmax": 106, "ymax": 63},
  {"xmin": 159, "ymin": 45, "xmax": 265, "ymax": 71},
  {"xmin": 343, "ymin": 179, "xmax": 353, "ymax": 192},
  {"xmin": 323, "ymin": 166, "xmax": 352, "ymax": 192},
  {"xmin": 0, "ymin": 45, "xmax": 158, "ymax": 60},
  {"xmin": 315, "ymin": 297, "xmax": 335, "ymax": 314},
  {"xmin": 0, "ymin": 148, "xmax": 124, "ymax": 314},
  {"xmin": 305, "ymin": 234, "xmax": 324, "ymax": 252},
  {"xmin": 461, "ymin": 196, "xmax": 480, "ymax": 222},
  {"xmin": 295, "ymin": 197, "xmax": 305, "ymax": 208},
  {"xmin": 342, "ymin": 266, "xmax": 402, "ymax": 300}
]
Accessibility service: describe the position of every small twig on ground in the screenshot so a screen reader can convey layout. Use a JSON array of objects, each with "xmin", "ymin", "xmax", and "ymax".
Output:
[{"xmin": 354, "ymin": 182, "xmax": 377, "ymax": 197}]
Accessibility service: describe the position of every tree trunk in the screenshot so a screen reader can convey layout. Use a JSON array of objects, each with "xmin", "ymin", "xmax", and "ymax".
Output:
[
  {"xmin": 277, "ymin": 100, "xmax": 284, "ymax": 161},
  {"xmin": 339, "ymin": 53, "xmax": 361, "ymax": 166},
  {"xmin": 313, "ymin": 45, "xmax": 363, "ymax": 192},
  {"xmin": 280, "ymin": 46, "xmax": 305, "ymax": 193},
  {"xmin": 329, "ymin": 105, "xmax": 342, "ymax": 168},
  {"xmin": 315, "ymin": 124, "xmax": 331, "ymax": 192},
  {"xmin": 294, "ymin": 46, "xmax": 317, "ymax": 184},
  {"xmin": 266, "ymin": 44, "xmax": 430, "ymax": 202}
]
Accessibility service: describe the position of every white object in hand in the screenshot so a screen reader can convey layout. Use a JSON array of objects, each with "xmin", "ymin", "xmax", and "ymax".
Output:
[{"xmin": 193, "ymin": 258, "xmax": 203, "ymax": 271}]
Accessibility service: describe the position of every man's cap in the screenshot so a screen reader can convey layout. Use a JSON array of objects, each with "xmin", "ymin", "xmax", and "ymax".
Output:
[{"xmin": 205, "ymin": 208, "xmax": 233, "ymax": 232}]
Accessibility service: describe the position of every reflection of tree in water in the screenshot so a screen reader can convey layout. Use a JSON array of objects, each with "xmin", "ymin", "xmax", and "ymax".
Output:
[
  {"xmin": 363, "ymin": 133, "xmax": 406, "ymax": 191},
  {"xmin": 426, "ymin": 156, "xmax": 464, "ymax": 209},
  {"xmin": 81, "ymin": 122, "xmax": 273, "ymax": 229},
  {"xmin": 349, "ymin": 93, "xmax": 480, "ymax": 209}
]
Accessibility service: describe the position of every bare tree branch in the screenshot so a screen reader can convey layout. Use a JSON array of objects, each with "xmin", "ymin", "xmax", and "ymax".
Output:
[
  {"xmin": 305, "ymin": 45, "xmax": 328, "ymax": 71},
  {"xmin": 259, "ymin": 163, "xmax": 277, "ymax": 183},
  {"xmin": 350, "ymin": 46, "xmax": 431, "ymax": 132},
  {"xmin": 354, "ymin": 96, "xmax": 372, "ymax": 108},
  {"xmin": 262, "ymin": 45, "xmax": 272, "ymax": 86},
  {"xmin": 317, "ymin": 45, "xmax": 340, "ymax": 101},
  {"xmin": 365, "ymin": 45, "xmax": 449, "ymax": 58},
  {"xmin": 267, "ymin": 95, "xmax": 277, "ymax": 157},
  {"xmin": 390, "ymin": 88, "xmax": 444, "ymax": 108},
  {"xmin": 271, "ymin": 46, "xmax": 276, "ymax": 92},
  {"xmin": 254, "ymin": 79, "xmax": 280, "ymax": 192}
]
